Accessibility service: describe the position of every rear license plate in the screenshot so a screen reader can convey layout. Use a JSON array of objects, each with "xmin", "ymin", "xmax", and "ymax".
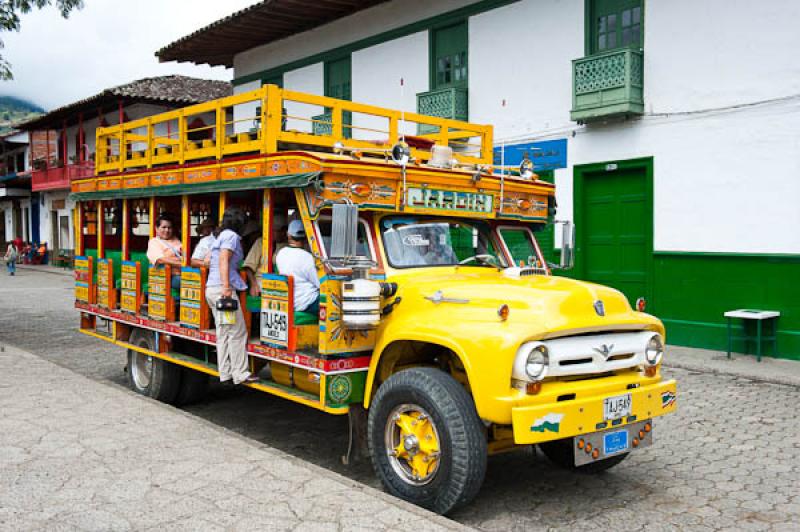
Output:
[
  {"xmin": 603, "ymin": 393, "xmax": 632, "ymax": 420},
  {"xmin": 603, "ymin": 430, "xmax": 629, "ymax": 455}
]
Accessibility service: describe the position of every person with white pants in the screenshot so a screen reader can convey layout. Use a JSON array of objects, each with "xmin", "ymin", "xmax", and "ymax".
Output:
[{"xmin": 205, "ymin": 207, "xmax": 257, "ymax": 385}]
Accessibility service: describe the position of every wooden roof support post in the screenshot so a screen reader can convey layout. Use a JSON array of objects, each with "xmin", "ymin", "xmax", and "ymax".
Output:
[
  {"xmin": 218, "ymin": 192, "xmax": 226, "ymax": 224},
  {"xmin": 262, "ymin": 188, "xmax": 273, "ymax": 273},
  {"xmin": 181, "ymin": 195, "xmax": 190, "ymax": 267},
  {"xmin": 62, "ymin": 119, "xmax": 67, "ymax": 167},
  {"xmin": 97, "ymin": 201, "xmax": 105, "ymax": 259},
  {"xmin": 149, "ymin": 197, "xmax": 156, "ymax": 239},
  {"xmin": 121, "ymin": 198, "xmax": 129, "ymax": 261},
  {"xmin": 78, "ymin": 112, "xmax": 84, "ymax": 163},
  {"xmin": 264, "ymin": 84, "xmax": 280, "ymax": 154},
  {"xmin": 75, "ymin": 202, "xmax": 84, "ymax": 256}
]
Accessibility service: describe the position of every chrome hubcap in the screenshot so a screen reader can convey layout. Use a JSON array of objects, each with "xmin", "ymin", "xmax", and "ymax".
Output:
[{"xmin": 131, "ymin": 351, "xmax": 153, "ymax": 390}]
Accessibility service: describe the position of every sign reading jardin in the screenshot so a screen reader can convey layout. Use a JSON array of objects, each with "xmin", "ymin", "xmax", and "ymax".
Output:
[{"xmin": 406, "ymin": 187, "xmax": 493, "ymax": 214}]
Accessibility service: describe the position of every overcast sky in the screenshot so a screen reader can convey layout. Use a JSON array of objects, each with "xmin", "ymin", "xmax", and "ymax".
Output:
[{"xmin": 0, "ymin": 0, "xmax": 259, "ymax": 110}]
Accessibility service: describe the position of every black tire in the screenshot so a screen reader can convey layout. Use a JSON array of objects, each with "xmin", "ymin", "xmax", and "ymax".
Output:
[
  {"xmin": 539, "ymin": 438, "xmax": 629, "ymax": 473},
  {"xmin": 174, "ymin": 367, "xmax": 209, "ymax": 406},
  {"xmin": 367, "ymin": 367, "xmax": 487, "ymax": 515},
  {"xmin": 126, "ymin": 329, "xmax": 182, "ymax": 404}
]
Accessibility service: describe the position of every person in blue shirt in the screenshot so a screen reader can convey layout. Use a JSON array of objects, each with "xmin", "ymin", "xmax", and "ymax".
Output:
[{"xmin": 205, "ymin": 207, "xmax": 257, "ymax": 385}]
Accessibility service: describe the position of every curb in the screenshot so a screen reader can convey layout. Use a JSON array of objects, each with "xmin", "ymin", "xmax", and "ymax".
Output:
[
  {"xmin": 663, "ymin": 359, "xmax": 800, "ymax": 388},
  {"xmin": 15, "ymin": 264, "xmax": 73, "ymax": 277}
]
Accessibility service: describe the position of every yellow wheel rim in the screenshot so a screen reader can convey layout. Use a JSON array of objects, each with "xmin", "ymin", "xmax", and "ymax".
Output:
[{"xmin": 385, "ymin": 404, "xmax": 441, "ymax": 485}]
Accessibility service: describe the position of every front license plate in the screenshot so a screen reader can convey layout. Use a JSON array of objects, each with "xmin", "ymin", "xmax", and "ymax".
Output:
[
  {"xmin": 603, "ymin": 430, "xmax": 629, "ymax": 455},
  {"xmin": 604, "ymin": 393, "xmax": 632, "ymax": 420}
]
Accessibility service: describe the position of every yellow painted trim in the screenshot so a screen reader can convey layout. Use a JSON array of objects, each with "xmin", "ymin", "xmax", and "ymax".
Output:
[
  {"xmin": 79, "ymin": 329, "xmax": 349, "ymax": 415},
  {"xmin": 97, "ymin": 201, "xmax": 104, "ymax": 258},
  {"xmin": 121, "ymin": 199, "xmax": 129, "ymax": 260},
  {"xmin": 148, "ymin": 197, "xmax": 156, "ymax": 239},
  {"xmin": 181, "ymin": 195, "xmax": 190, "ymax": 267},
  {"xmin": 218, "ymin": 192, "xmax": 226, "ymax": 222}
]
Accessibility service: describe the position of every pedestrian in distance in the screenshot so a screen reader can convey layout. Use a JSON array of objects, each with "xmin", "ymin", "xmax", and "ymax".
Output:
[
  {"xmin": 205, "ymin": 206, "xmax": 258, "ymax": 385},
  {"xmin": 4, "ymin": 242, "xmax": 17, "ymax": 275}
]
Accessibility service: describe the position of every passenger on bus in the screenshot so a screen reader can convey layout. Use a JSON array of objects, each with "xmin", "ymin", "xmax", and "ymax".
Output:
[
  {"xmin": 147, "ymin": 213, "xmax": 183, "ymax": 290},
  {"xmin": 205, "ymin": 207, "xmax": 257, "ymax": 385},
  {"xmin": 242, "ymin": 224, "xmax": 287, "ymax": 297},
  {"xmin": 275, "ymin": 220, "xmax": 320, "ymax": 315},
  {"xmin": 190, "ymin": 218, "xmax": 216, "ymax": 268}
]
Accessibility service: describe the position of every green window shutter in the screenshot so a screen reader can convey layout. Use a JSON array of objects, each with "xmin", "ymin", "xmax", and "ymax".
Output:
[
  {"xmin": 588, "ymin": 0, "xmax": 643, "ymax": 55},
  {"xmin": 532, "ymin": 170, "xmax": 558, "ymax": 265},
  {"xmin": 431, "ymin": 22, "xmax": 468, "ymax": 90},
  {"xmin": 323, "ymin": 56, "xmax": 352, "ymax": 138},
  {"xmin": 262, "ymin": 74, "xmax": 283, "ymax": 88}
]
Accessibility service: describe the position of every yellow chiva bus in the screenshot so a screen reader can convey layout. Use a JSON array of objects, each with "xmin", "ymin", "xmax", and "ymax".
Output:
[{"xmin": 71, "ymin": 85, "xmax": 676, "ymax": 514}]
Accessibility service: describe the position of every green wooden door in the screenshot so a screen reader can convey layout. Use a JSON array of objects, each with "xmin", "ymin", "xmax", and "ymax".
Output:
[
  {"xmin": 589, "ymin": 0, "xmax": 643, "ymax": 54},
  {"xmin": 432, "ymin": 22, "xmax": 468, "ymax": 90},
  {"xmin": 580, "ymin": 164, "xmax": 650, "ymax": 306},
  {"xmin": 325, "ymin": 56, "xmax": 352, "ymax": 138}
]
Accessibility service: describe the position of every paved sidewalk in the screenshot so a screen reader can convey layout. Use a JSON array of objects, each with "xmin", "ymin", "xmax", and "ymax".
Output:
[
  {"xmin": 664, "ymin": 344, "xmax": 800, "ymax": 387},
  {"xmin": 15, "ymin": 263, "xmax": 73, "ymax": 277},
  {"xmin": 0, "ymin": 345, "xmax": 468, "ymax": 532}
]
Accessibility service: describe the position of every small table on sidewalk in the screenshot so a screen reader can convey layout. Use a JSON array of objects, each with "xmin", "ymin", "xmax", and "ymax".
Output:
[{"xmin": 724, "ymin": 309, "xmax": 780, "ymax": 362}]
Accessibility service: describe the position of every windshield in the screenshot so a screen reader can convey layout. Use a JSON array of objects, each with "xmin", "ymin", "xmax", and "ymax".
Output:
[{"xmin": 381, "ymin": 216, "xmax": 507, "ymax": 268}]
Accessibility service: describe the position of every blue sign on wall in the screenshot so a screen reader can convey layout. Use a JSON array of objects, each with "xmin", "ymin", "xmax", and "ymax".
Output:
[{"xmin": 493, "ymin": 138, "xmax": 568, "ymax": 171}]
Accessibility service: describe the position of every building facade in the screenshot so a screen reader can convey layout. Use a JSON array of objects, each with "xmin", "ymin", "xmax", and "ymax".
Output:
[
  {"xmin": 0, "ymin": 131, "xmax": 33, "ymax": 245},
  {"xmin": 158, "ymin": 0, "xmax": 800, "ymax": 359},
  {"xmin": 18, "ymin": 75, "xmax": 231, "ymax": 256}
]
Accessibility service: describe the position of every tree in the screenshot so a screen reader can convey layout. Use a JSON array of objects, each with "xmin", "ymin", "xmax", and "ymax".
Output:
[{"xmin": 0, "ymin": 0, "xmax": 84, "ymax": 80}]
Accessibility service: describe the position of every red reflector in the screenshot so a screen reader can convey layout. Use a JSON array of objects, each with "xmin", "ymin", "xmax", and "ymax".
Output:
[{"xmin": 636, "ymin": 297, "xmax": 646, "ymax": 312}]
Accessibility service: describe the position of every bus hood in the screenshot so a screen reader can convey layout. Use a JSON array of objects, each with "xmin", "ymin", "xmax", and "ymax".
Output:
[{"xmin": 386, "ymin": 267, "xmax": 661, "ymax": 337}]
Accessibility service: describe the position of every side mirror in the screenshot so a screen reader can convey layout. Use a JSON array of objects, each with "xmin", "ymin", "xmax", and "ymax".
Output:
[
  {"xmin": 330, "ymin": 203, "xmax": 359, "ymax": 259},
  {"xmin": 555, "ymin": 220, "xmax": 575, "ymax": 270}
]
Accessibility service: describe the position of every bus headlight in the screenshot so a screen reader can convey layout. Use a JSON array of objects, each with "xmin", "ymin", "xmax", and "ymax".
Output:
[
  {"xmin": 525, "ymin": 345, "xmax": 549, "ymax": 381},
  {"xmin": 645, "ymin": 334, "xmax": 664, "ymax": 366}
]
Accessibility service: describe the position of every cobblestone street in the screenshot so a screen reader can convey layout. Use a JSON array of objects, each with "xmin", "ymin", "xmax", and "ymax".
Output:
[{"xmin": 1, "ymin": 268, "xmax": 799, "ymax": 530}]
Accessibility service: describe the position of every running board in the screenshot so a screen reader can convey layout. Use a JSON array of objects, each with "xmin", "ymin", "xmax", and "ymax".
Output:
[{"xmin": 79, "ymin": 328, "xmax": 349, "ymax": 415}]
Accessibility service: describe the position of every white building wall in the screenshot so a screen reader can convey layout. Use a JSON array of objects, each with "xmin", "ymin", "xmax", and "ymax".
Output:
[
  {"xmin": 232, "ymin": 80, "xmax": 262, "ymax": 135},
  {"xmin": 351, "ymin": 31, "xmax": 429, "ymax": 139},
  {"xmin": 229, "ymin": 0, "xmax": 800, "ymax": 255},
  {"xmin": 284, "ymin": 63, "xmax": 325, "ymax": 133},
  {"xmin": 234, "ymin": 0, "xmax": 479, "ymax": 77}
]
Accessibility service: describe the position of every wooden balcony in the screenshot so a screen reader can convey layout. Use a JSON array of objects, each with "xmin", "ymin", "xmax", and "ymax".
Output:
[
  {"xmin": 32, "ymin": 161, "xmax": 95, "ymax": 191},
  {"xmin": 571, "ymin": 48, "xmax": 644, "ymax": 123}
]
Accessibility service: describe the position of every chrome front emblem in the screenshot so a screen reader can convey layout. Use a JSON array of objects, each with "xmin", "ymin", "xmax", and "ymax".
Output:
[
  {"xmin": 593, "ymin": 343, "xmax": 615, "ymax": 359},
  {"xmin": 593, "ymin": 300, "xmax": 605, "ymax": 316}
]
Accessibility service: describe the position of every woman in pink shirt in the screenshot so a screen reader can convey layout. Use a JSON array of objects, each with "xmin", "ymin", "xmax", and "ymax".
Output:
[{"xmin": 147, "ymin": 213, "xmax": 183, "ymax": 290}]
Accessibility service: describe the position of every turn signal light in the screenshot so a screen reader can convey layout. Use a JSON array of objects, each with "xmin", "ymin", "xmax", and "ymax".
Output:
[
  {"xmin": 585, "ymin": 443, "xmax": 592, "ymax": 453},
  {"xmin": 577, "ymin": 439, "xmax": 585, "ymax": 449},
  {"xmin": 633, "ymin": 438, "xmax": 640, "ymax": 447},
  {"xmin": 645, "ymin": 366, "xmax": 657, "ymax": 377},
  {"xmin": 526, "ymin": 381, "xmax": 542, "ymax": 395},
  {"xmin": 591, "ymin": 449, "xmax": 599, "ymax": 459},
  {"xmin": 639, "ymin": 430, "xmax": 645, "ymax": 439},
  {"xmin": 644, "ymin": 423, "xmax": 651, "ymax": 433},
  {"xmin": 498, "ymin": 304, "xmax": 510, "ymax": 321},
  {"xmin": 636, "ymin": 297, "xmax": 646, "ymax": 312}
]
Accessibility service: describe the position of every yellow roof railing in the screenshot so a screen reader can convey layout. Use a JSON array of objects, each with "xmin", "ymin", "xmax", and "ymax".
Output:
[{"xmin": 95, "ymin": 85, "xmax": 494, "ymax": 175}]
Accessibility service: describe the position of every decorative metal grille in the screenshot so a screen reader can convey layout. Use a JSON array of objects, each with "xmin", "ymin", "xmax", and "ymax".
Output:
[
  {"xmin": 312, "ymin": 111, "xmax": 332, "ymax": 136},
  {"xmin": 416, "ymin": 87, "xmax": 468, "ymax": 135},
  {"xmin": 571, "ymin": 48, "xmax": 644, "ymax": 122}
]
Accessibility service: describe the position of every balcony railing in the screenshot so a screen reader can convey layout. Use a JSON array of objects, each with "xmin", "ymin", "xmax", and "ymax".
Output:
[
  {"xmin": 416, "ymin": 87, "xmax": 468, "ymax": 135},
  {"xmin": 32, "ymin": 161, "xmax": 95, "ymax": 191},
  {"xmin": 571, "ymin": 48, "xmax": 644, "ymax": 123}
]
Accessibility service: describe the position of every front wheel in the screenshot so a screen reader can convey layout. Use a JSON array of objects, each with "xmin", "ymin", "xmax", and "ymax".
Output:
[{"xmin": 367, "ymin": 368, "xmax": 487, "ymax": 515}]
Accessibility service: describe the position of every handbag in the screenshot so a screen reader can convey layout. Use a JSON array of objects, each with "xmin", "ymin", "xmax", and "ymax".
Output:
[{"xmin": 216, "ymin": 296, "xmax": 239, "ymax": 311}]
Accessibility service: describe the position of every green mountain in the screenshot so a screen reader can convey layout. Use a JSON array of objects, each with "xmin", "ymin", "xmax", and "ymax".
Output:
[{"xmin": 0, "ymin": 95, "xmax": 45, "ymax": 135}]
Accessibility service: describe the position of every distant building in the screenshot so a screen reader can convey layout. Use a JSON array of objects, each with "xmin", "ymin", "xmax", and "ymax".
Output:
[
  {"xmin": 16, "ymin": 75, "xmax": 230, "ymax": 253},
  {"xmin": 157, "ymin": 0, "xmax": 800, "ymax": 358},
  {"xmin": 0, "ymin": 130, "xmax": 33, "ymax": 244}
]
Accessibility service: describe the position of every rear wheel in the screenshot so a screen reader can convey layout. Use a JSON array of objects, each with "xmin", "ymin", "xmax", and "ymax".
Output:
[
  {"xmin": 539, "ymin": 438, "xmax": 628, "ymax": 473},
  {"xmin": 127, "ymin": 330, "xmax": 181, "ymax": 404},
  {"xmin": 367, "ymin": 367, "xmax": 487, "ymax": 515},
  {"xmin": 174, "ymin": 368, "xmax": 209, "ymax": 405}
]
